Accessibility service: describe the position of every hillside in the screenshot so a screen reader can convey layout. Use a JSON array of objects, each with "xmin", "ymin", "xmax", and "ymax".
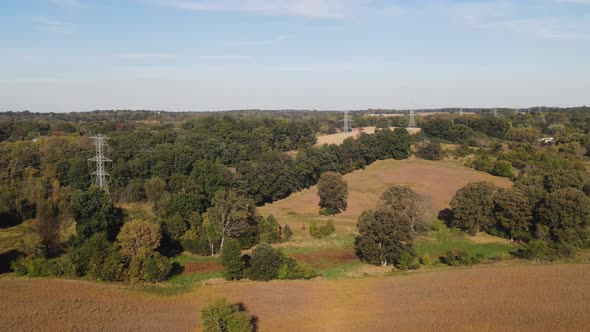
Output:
[{"xmin": 259, "ymin": 157, "xmax": 512, "ymax": 233}]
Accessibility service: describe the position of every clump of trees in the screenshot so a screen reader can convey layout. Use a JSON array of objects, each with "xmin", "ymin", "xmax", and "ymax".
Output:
[
  {"xmin": 447, "ymin": 179, "xmax": 590, "ymax": 260},
  {"xmin": 220, "ymin": 242, "xmax": 316, "ymax": 282},
  {"xmin": 317, "ymin": 172, "xmax": 348, "ymax": 215},
  {"xmin": 416, "ymin": 141, "xmax": 444, "ymax": 160},
  {"xmin": 200, "ymin": 298, "xmax": 256, "ymax": 332},
  {"xmin": 355, "ymin": 185, "xmax": 424, "ymax": 269}
]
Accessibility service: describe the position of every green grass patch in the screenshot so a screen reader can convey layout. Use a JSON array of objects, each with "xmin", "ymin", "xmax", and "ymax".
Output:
[
  {"xmin": 416, "ymin": 221, "xmax": 515, "ymax": 264},
  {"xmin": 317, "ymin": 261, "xmax": 363, "ymax": 279}
]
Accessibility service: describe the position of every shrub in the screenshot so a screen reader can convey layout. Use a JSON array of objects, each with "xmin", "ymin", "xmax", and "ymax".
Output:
[
  {"xmin": 309, "ymin": 220, "xmax": 335, "ymax": 239},
  {"xmin": 492, "ymin": 160, "xmax": 514, "ymax": 178},
  {"xmin": 416, "ymin": 141, "xmax": 444, "ymax": 160},
  {"xmin": 258, "ymin": 215, "xmax": 282, "ymax": 244},
  {"xmin": 277, "ymin": 256, "xmax": 317, "ymax": 280},
  {"xmin": 248, "ymin": 243, "xmax": 282, "ymax": 281},
  {"xmin": 143, "ymin": 253, "xmax": 172, "ymax": 282},
  {"xmin": 221, "ymin": 238, "xmax": 244, "ymax": 280},
  {"xmin": 396, "ymin": 250, "xmax": 420, "ymax": 270},
  {"xmin": 281, "ymin": 224, "xmax": 293, "ymax": 242},
  {"xmin": 91, "ymin": 248, "xmax": 127, "ymax": 282},
  {"xmin": 440, "ymin": 250, "xmax": 483, "ymax": 266},
  {"xmin": 200, "ymin": 298, "xmax": 255, "ymax": 332}
]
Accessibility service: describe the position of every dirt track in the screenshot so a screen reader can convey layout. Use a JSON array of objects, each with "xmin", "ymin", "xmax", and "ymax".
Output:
[{"xmin": 2, "ymin": 264, "xmax": 589, "ymax": 331}]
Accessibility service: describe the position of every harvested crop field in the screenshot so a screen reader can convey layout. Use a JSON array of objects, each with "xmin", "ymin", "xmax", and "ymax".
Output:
[
  {"xmin": 292, "ymin": 248, "xmax": 357, "ymax": 268},
  {"xmin": 1, "ymin": 264, "xmax": 589, "ymax": 331},
  {"xmin": 315, "ymin": 127, "xmax": 421, "ymax": 146},
  {"xmin": 259, "ymin": 158, "xmax": 512, "ymax": 230},
  {"xmin": 182, "ymin": 262, "xmax": 224, "ymax": 274}
]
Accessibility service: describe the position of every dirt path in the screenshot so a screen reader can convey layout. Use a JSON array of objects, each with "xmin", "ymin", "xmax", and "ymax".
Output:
[{"xmin": 1, "ymin": 264, "xmax": 589, "ymax": 331}]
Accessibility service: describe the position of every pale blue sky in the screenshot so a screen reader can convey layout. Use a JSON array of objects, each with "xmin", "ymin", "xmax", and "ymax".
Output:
[{"xmin": 1, "ymin": 0, "xmax": 589, "ymax": 112}]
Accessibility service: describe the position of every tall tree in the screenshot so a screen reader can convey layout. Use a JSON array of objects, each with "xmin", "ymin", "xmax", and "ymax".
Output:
[
  {"xmin": 377, "ymin": 185, "xmax": 426, "ymax": 234},
  {"xmin": 535, "ymin": 188, "xmax": 590, "ymax": 247},
  {"xmin": 204, "ymin": 189, "xmax": 257, "ymax": 253},
  {"xmin": 317, "ymin": 172, "xmax": 348, "ymax": 215},
  {"xmin": 71, "ymin": 187, "xmax": 124, "ymax": 241},
  {"xmin": 449, "ymin": 181, "xmax": 497, "ymax": 235},
  {"xmin": 355, "ymin": 209, "xmax": 414, "ymax": 267},
  {"xmin": 493, "ymin": 188, "xmax": 532, "ymax": 241}
]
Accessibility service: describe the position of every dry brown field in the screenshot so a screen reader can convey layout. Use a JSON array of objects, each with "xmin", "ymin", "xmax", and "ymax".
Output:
[
  {"xmin": 1, "ymin": 264, "xmax": 589, "ymax": 331},
  {"xmin": 315, "ymin": 127, "xmax": 422, "ymax": 146},
  {"xmin": 259, "ymin": 158, "xmax": 512, "ymax": 233}
]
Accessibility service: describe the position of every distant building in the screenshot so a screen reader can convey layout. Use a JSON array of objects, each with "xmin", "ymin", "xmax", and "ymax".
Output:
[{"xmin": 538, "ymin": 137, "xmax": 554, "ymax": 144}]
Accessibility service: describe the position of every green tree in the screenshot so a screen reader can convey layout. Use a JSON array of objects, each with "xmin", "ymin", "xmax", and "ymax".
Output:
[
  {"xmin": 281, "ymin": 224, "xmax": 293, "ymax": 242},
  {"xmin": 416, "ymin": 141, "xmax": 444, "ymax": 160},
  {"xmin": 221, "ymin": 238, "xmax": 244, "ymax": 280},
  {"xmin": 258, "ymin": 215, "xmax": 282, "ymax": 244},
  {"xmin": 492, "ymin": 160, "xmax": 514, "ymax": 178},
  {"xmin": 309, "ymin": 220, "xmax": 335, "ymax": 239},
  {"xmin": 71, "ymin": 187, "xmax": 124, "ymax": 241},
  {"xmin": 248, "ymin": 243, "xmax": 282, "ymax": 281},
  {"xmin": 204, "ymin": 189, "xmax": 257, "ymax": 253},
  {"xmin": 377, "ymin": 185, "xmax": 425, "ymax": 234},
  {"xmin": 543, "ymin": 169, "xmax": 588, "ymax": 193},
  {"xmin": 535, "ymin": 188, "xmax": 590, "ymax": 247},
  {"xmin": 449, "ymin": 182, "xmax": 496, "ymax": 235},
  {"xmin": 317, "ymin": 172, "xmax": 348, "ymax": 215},
  {"xmin": 493, "ymin": 188, "xmax": 532, "ymax": 241},
  {"xmin": 117, "ymin": 220, "xmax": 161, "ymax": 259},
  {"xmin": 355, "ymin": 208, "xmax": 415, "ymax": 267},
  {"xmin": 200, "ymin": 298, "xmax": 255, "ymax": 332},
  {"xmin": 144, "ymin": 177, "xmax": 166, "ymax": 203}
]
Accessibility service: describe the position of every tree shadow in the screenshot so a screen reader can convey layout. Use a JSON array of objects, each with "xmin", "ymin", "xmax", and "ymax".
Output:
[
  {"xmin": 0, "ymin": 249, "xmax": 21, "ymax": 274},
  {"xmin": 169, "ymin": 262, "xmax": 184, "ymax": 277},
  {"xmin": 0, "ymin": 212, "xmax": 23, "ymax": 229},
  {"xmin": 236, "ymin": 302, "xmax": 259, "ymax": 332},
  {"xmin": 437, "ymin": 208, "xmax": 454, "ymax": 227}
]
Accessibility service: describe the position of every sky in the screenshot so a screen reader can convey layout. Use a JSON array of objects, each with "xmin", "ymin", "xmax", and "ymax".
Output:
[{"xmin": 0, "ymin": 0, "xmax": 589, "ymax": 112}]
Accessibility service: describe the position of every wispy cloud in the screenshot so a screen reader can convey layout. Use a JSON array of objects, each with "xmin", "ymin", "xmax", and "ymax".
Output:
[
  {"xmin": 437, "ymin": 0, "xmax": 589, "ymax": 40},
  {"xmin": 30, "ymin": 16, "xmax": 76, "ymax": 34},
  {"xmin": 155, "ymin": 0, "xmax": 396, "ymax": 18}
]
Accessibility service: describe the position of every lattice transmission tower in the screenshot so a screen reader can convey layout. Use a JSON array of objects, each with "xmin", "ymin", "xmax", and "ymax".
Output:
[
  {"xmin": 409, "ymin": 110, "xmax": 416, "ymax": 128},
  {"xmin": 89, "ymin": 134, "xmax": 112, "ymax": 194},
  {"xmin": 343, "ymin": 110, "xmax": 350, "ymax": 132}
]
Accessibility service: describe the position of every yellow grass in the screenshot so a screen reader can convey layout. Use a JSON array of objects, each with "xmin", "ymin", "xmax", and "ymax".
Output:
[
  {"xmin": 259, "ymin": 158, "xmax": 512, "ymax": 235},
  {"xmin": 315, "ymin": 126, "xmax": 421, "ymax": 146}
]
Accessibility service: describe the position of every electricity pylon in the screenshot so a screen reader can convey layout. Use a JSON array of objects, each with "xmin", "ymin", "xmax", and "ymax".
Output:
[
  {"xmin": 344, "ymin": 110, "xmax": 350, "ymax": 132},
  {"xmin": 409, "ymin": 110, "xmax": 416, "ymax": 128},
  {"xmin": 89, "ymin": 134, "xmax": 112, "ymax": 194}
]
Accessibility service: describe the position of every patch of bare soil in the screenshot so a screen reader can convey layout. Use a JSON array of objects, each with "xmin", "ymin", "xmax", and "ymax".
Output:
[
  {"xmin": 1, "ymin": 265, "xmax": 589, "ymax": 331},
  {"xmin": 183, "ymin": 262, "xmax": 224, "ymax": 274},
  {"xmin": 292, "ymin": 248, "xmax": 357, "ymax": 268}
]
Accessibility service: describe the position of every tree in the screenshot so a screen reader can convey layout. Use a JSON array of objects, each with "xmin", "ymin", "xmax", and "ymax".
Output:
[
  {"xmin": 117, "ymin": 220, "xmax": 161, "ymax": 259},
  {"xmin": 258, "ymin": 215, "xmax": 282, "ymax": 244},
  {"xmin": 492, "ymin": 160, "xmax": 514, "ymax": 178},
  {"xmin": 535, "ymin": 188, "xmax": 590, "ymax": 247},
  {"xmin": 200, "ymin": 298, "xmax": 255, "ymax": 332},
  {"xmin": 281, "ymin": 224, "xmax": 293, "ymax": 242},
  {"xmin": 248, "ymin": 243, "xmax": 282, "ymax": 281},
  {"xmin": 317, "ymin": 172, "xmax": 348, "ymax": 215},
  {"xmin": 449, "ymin": 182, "xmax": 496, "ymax": 235},
  {"xmin": 543, "ymin": 169, "xmax": 588, "ymax": 193},
  {"xmin": 493, "ymin": 188, "xmax": 532, "ymax": 241},
  {"xmin": 355, "ymin": 208, "xmax": 415, "ymax": 267},
  {"xmin": 416, "ymin": 141, "xmax": 444, "ymax": 160},
  {"xmin": 71, "ymin": 187, "xmax": 124, "ymax": 241},
  {"xmin": 221, "ymin": 238, "xmax": 244, "ymax": 280},
  {"xmin": 309, "ymin": 220, "xmax": 335, "ymax": 239},
  {"xmin": 144, "ymin": 177, "xmax": 166, "ymax": 203},
  {"xmin": 377, "ymin": 185, "xmax": 425, "ymax": 234},
  {"xmin": 204, "ymin": 189, "xmax": 257, "ymax": 253}
]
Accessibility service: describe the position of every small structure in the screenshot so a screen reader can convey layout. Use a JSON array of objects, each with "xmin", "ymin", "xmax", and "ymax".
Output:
[{"xmin": 538, "ymin": 137, "xmax": 554, "ymax": 145}]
